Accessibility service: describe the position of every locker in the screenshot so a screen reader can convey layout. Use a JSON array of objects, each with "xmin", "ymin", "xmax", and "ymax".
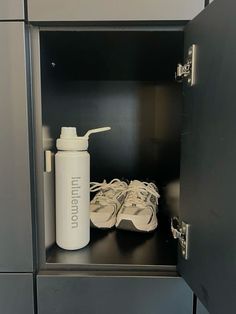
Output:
[
  {"xmin": 37, "ymin": 274, "xmax": 192, "ymax": 314},
  {"xmin": 0, "ymin": 22, "xmax": 33, "ymax": 272},
  {"xmin": 17, "ymin": 0, "xmax": 236, "ymax": 313},
  {"xmin": 0, "ymin": 273, "xmax": 34, "ymax": 314},
  {"xmin": 27, "ymin": 0, "xmax": 204, "ymax": 22},
  {"xmin": 0, "ymin": 0, "xmax": 24, "ymax": 20}
]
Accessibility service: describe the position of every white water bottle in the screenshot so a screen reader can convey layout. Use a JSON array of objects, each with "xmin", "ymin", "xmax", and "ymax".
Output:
[{"xmin": 55, "ymin": 126, "xmax": 111, "ymax": 250}]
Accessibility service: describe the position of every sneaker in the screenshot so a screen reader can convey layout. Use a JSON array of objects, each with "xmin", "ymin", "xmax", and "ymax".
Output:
[
  {"xmin": 116, "ymin": 180, "xmax": 160, "ymax": 232},
  {"xmin": 90, "ymin": 179, "xmax": 128, "ymax": 229}
]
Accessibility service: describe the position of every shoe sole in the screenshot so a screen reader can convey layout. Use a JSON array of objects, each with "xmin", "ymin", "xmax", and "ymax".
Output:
[{"xmin": 116, "ymin": 218, "xmax": 157, "ymax": 233}]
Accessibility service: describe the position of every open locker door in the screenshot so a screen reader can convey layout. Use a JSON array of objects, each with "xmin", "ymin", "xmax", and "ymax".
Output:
[{"xmin": 178, "ymin": 0, "xmax": 236, "ymax": 313}]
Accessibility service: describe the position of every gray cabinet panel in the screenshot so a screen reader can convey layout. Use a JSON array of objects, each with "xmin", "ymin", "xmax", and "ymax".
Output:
[
  {"xmin": 28, "ymin": 0, "xmax": 204, "ymax": 22},
  {"xmin": 179, "ymin": 0, "xmax": 236, "ymax": 313},
  {"xmin": 37, "ymin": 274, "xmax": 192, "ymax": 314},
  {"xmin": 0, "ymin": 22, "xmax": 33, "ymax": 271},
  {"xmin": 0, "ymin": 0, "xmax": 24, "ymax": 20},
  {"xmin": 0, "ymin": 273, "xmax": 34, "ymax": 314}
]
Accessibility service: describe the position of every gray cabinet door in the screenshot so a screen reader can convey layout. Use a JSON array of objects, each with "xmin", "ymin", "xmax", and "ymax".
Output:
[
  {"xmin": 179, "ymin": 0, "xmax": 236, "ymax": 313},
  {"xmin": 37, "ymin": 274, "xmax": 192, "ymax": 314},
  {"xmin": 28, "ymin": 0, "xmax": 204, "ymax": 22},
  {"xmin": 0, "ymin": 0, "xmax": 24, "ymax": 20},
  {"xmin": 0, "ymin": 273, "xmax": 34, "ymax": 314},
  {"xmin": 0, "ymin": 22, "xmax": 33, "ymax": 271}
]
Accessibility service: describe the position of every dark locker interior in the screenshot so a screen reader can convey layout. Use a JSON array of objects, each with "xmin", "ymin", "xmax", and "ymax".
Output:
[{"xmin": 39, "ymin": 30, "xmax": 184, "ymax": 269}]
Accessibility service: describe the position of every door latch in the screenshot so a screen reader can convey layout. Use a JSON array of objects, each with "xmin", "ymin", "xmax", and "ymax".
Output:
[
  {"xmin": 175, "ymin": 44, "xmax": 196, "ymax": 86},
  {"xmin": 171, "ymin": 217, "xmax": 190, "ymax": 260}
]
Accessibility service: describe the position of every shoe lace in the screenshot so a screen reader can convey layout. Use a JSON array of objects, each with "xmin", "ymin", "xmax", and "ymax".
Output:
[
  {"xmin": 90, "ymin": 179, "xmax": 127, "ymax": 204},
  {"xmin": 123, "ymin": 182, "xmax": 160, "ymax": 207}
]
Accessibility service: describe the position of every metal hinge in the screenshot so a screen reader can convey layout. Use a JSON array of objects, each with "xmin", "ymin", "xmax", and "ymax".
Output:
[
  {"xmin": 171, "ymin": 217, "xmax": 190, "ymax": 260},
  {"xmin": 175, "ymin": 44, "xmax": 196, "ymax": 86}
]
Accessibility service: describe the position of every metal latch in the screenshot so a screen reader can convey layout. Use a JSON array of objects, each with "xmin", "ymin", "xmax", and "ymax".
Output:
[
  {"xmin": 44, "ymin": 150, "xmax": 55, "ymax": 173},
  {"xmin": 175, "ymin": 44, "xmax": 196, "ymax": 86},
  {"xmin": 171, "ymin": 217, "xmax": 190, "ymax": 260}
]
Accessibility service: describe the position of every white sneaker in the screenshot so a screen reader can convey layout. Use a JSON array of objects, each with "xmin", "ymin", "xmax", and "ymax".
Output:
[
  {"xmin": 116, "ymin": 180, "xmax": 160, "ymax": 232},
  {"xmin": 90, "ymin": 179, "xmax": 128, "ymax": 229}
]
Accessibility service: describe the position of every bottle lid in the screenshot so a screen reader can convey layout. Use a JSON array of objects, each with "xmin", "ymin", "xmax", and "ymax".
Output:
[{"xmin": 56, "ymin": 126, "xmax": 111, "ymax": 151}]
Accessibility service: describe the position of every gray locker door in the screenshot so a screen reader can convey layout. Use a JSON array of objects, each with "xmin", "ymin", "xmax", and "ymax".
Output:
[
  {"xmin": 179, "ymin": 0, "xmax": 236, "ymax": 313},
  {"xmin": 0, "ymin": 273, "xmax": 34, "ymax": 314},
  {"xmin": 27, "ymin": 0, "xmax": 204, "ymax": 22},
  {"xmin": 37, "ymin": 274, "xmax": 192, "ymax": 314},
  {"xmin": 0, "ymin": 0, "xmax": 24, "ymax": 20},
  {"xmin": 0, "ymin": 22, "xmax": 33, "ymax": 271}
]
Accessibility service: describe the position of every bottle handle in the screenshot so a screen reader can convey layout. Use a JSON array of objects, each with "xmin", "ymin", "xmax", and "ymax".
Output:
[{"xmin": 84, "ymin": 127, "xmax": 111, "ymax": 138}]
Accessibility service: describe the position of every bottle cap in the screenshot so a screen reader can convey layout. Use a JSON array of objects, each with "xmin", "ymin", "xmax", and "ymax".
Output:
[{"xmin": 56, "ymin": 127, "xmax": 111, "ymax": 151}]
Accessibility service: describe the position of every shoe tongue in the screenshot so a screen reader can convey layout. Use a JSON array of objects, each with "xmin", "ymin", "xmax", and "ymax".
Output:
[
  {"xmin": 129, "ymin": 180, "xmax": 144, "ymax": 188},
  {"xmin": 102, "ymin": 188, "xmax": 115, "ymax": 198},
  {"xmin": 126, "ymin": 181, "xmax": 146, "ymax": 207}
]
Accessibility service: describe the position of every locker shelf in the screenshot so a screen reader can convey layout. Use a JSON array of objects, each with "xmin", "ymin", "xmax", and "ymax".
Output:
[{"xmin": 46, "ymin": 214, "xmax": 177, "ymax": 270}]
